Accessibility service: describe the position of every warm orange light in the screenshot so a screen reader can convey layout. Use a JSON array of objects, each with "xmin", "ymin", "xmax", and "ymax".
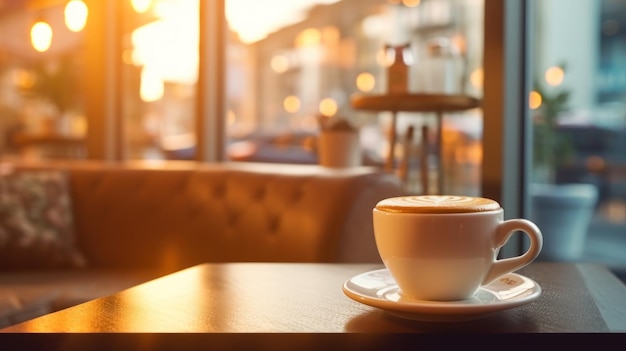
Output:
[
  {"xmin": 321, "ymin": 25, "xmax": 340, "ymax": 44},
  {"xmin": 455, "ymin": 140, "xmax": 482, "ymax": 165},
  {"xmin": 271, "ymin": 55, "xmax": 290, "ymax": 73},
  {"xmin": 403, "ymin": 0, "xmax": 421, "ymax": 7},
  {"xmin": 132, "ymin": 0, "xmax": 152, "ymax": 13},
  {"xmin": 12, "ymin": 69, "xmax": 37, "ymax": 89},
  {"xmin": 131, "ymin": 0, "xmax": 198, "ymax": 86},
  {"xmin": 284, "ymin": 95, "xmax": 301, "ymax": 113},
  {"xmin": 545, "ymin": 66, "xmax": 565, "ymax": 87},
  {"xmin": 529, "ymin": 90, "xmax": 542, "ymax": 110},
  {"xmin": 356, "ymin": 72, "xmax": 376, "ymax": 92},
  {"xmin": 296, "ymin": 28, "xmax": 321, "ymax": 47},
  {"xmin": 64, "ymin": 0, "xmax": 88, "ymax": 32},
  {"xmin": 319, "ymin": 98, "xmax": 338, "ymax": 117},
  {"xmin": 470, "ymin": 67, "xmax": 483, "ymax": 89},
  {"xmin": 31, "ymin": 20, "xmax": 53, "ymax": 52},
  {"xmin": 122, "ymin": 49, "xmax": 134, "ymax": 65},
  {"xmin": 140, "ymin": 67, "xmax": 164, "ymax": 102},
  {"xmin": 119, "ymin": 267, "xmax": 207, "ymax": 332}
]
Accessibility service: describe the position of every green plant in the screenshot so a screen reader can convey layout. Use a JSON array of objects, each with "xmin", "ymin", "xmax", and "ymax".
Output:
[{"xmin": 532, "ymin": 64, "xmax": 575, "ymax": 183}]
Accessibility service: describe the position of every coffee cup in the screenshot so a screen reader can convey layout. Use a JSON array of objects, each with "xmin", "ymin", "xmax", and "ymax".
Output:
[{"xmin": 373, "ymin": 195, "xmax": 543, "ymax": 301}]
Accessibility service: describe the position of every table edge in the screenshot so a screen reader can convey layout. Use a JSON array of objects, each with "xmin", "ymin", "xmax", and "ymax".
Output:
[{"xmin": 576, "ymin": 263, "xmax": 626, "ymax": 332}]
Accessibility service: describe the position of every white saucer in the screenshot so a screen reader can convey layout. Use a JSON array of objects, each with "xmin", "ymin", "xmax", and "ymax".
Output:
[{"xmin": 343, "ymin": 269, "xmax": 541, "ymax": 322}]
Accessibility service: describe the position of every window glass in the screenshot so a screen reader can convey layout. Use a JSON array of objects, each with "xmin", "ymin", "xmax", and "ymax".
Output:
[
  {"xmin": 225, "ymin": 0, "xmax": 485, "ymax": 196},
  {"xmin": 0, "ymin": 0, "xmax": 201, "ymax": 162},
  {"xmin": 122, "ymin": 0, "xmax": 199, "ymax": 160},
  {"xmin": 0, "ymin": 0, "xmax": 487, "ymax": 199},
  {"xmin": 0, "ymin": 1, "xmax": 87, "ymax": 159},
  {"xmin": 529, "ymin": 0, "xmax": 626, "ymax": 278}
]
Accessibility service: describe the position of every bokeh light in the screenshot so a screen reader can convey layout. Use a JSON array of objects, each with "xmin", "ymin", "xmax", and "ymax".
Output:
[
  {"xmin": 356, "ymin": 72, "xmax": 376, "ymax": 92},
  {"xmin": 284, "ymin": 95, "xmax": 301, "ymax": 113},
  {"xmin": 545, "ymin": 66, "xmax": 565, "ymax": 87},
  {"xmin": 529, "ymin": 90, "xmax": 542, "ymax": 110}
]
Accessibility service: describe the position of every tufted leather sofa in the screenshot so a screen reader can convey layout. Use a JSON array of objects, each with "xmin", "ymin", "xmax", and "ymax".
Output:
[{"xmin": 0, "ymin": 159, "xmax": 405, "ymax": 328}]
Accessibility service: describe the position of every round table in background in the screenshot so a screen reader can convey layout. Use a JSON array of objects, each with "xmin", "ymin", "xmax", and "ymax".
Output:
[{"xmin": 351, "ymin": 93, "xmax": 480, "ymax": 194}]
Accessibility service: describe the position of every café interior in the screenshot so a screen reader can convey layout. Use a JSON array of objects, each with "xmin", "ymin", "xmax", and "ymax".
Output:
[{"xmin": 0, "ymin": 0, "xmax": 625, "ymax": 333}]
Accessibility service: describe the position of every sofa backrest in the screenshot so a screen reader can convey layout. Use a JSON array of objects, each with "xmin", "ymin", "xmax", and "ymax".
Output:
[{"xmin": 4, "ymin": 160, "xmax": 405, "ymax": 272}]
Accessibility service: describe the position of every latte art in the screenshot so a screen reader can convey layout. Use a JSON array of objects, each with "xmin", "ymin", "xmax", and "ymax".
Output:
[{"xmin": 375, "ymin": 195, "xmax": 501, "ymax": 213}]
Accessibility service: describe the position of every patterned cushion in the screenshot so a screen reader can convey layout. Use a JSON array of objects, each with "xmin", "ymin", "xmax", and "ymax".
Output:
[{"xmin": 0, "ymin": 170, "xmax": 86, "ymax": 270}]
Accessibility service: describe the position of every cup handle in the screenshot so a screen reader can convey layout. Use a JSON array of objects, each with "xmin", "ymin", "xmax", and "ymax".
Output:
[{"xmin": 482, "ymin": 219, "xmax": 543, "ymax": 285}]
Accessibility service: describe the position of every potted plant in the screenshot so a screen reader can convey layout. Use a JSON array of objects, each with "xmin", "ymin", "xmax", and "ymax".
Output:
[
  {"xmin": 317, "ymin": 116, "xmax": 361, "ymax": 168},
  {"xmin": 530, "ymin": 63, "xmax": 598, "ymax": 261}
]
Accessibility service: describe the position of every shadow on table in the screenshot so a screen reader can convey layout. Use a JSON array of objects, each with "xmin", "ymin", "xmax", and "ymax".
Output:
[{"xmin": 343, "ymin": 309, "xmax": 542, "ymax": 333}]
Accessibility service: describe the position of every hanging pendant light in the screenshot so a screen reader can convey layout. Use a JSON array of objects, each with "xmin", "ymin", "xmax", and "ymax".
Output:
[
  {"xmin": 65, "ymin": 0, "xmax": 88, "ymax": 32},
  {"xmin": 131, "ymin": 0, "xmax": 152, "ymax": 13},
  {"xmin": 31, "ymin": 19, "xmax": 53, "ymax": 52}
]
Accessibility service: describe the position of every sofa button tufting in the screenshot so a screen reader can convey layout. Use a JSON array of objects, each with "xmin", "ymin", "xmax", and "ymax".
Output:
[
  {"xmin": 290, "ymin": 189, "xmax": 305, "ymax": 203},
  {"xmin": 212, "ymin": 184, "xmax": 226, "ymax": 198},
  {"xmin": 268, "ymin": 217, "xmax": 280, "ymax": 232},
  {"xmin": 255, "ymin": 187, "xmax": 267, "ymax": 200},
  {"xmin": 228, "ymin": 212, "xmax": 239, "ymax": 227}
]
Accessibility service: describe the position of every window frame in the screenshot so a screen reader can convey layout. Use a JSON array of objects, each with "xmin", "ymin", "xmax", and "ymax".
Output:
[
  {"xmin": 87, "ymin": 0, "xmax": 532, "ymax": 255},
  {"xmin": 481, "ymin": 0, "xmax": 533, "ymax": 255}
]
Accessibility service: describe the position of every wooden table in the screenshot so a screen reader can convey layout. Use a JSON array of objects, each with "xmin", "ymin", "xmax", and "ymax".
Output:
[{"xmin": 1, "ymin": 262, "xmax": 625, "ymax": 348}]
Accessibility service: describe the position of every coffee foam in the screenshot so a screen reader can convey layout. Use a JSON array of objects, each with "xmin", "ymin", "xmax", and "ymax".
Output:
[{"xmin": 375, "ymin": 195, "xmax": 501, "ymax": 214}]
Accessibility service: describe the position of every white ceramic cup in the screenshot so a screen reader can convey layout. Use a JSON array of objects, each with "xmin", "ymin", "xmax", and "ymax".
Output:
[{"xmin": 373, "ymin": 195, "xmax": 543, "ymax": 301}]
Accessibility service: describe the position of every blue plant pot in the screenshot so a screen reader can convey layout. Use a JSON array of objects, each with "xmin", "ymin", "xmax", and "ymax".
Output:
[{"xmin": 530, "ymin": 183, "xmax": 599, "ymax": 261}]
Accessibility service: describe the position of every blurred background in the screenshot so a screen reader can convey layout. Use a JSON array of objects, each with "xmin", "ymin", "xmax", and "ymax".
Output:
[{"xmin": 0, "ymin": 0, "xmax": 624, "ymax": 279}]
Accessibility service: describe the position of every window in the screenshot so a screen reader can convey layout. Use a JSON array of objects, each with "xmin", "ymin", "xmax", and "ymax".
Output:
[
  {"xmin": 121, "ymin": 0, "xmax": 200, "ymax": 160},
  {"xmin": 528, "ymin": 0, "xmax": 626, "ymax": 278},
  {"xmin": 224, "ymin": 0, "xmax": 485, "ymax": 196},
  {"xmin": 0, "ymin": 0, "xmax": 87, "ymax": 159}
]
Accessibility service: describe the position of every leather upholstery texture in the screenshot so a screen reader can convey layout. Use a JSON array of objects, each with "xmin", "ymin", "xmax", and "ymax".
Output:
[{"xmin": 5, "ymin": 160, "xmax": 406, "ymax": 272}]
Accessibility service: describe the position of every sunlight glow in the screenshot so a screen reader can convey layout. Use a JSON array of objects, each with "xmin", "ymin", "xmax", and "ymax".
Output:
[
  {"xmin": 132, "ymin": 0, "xmax": 153, "ymax": 13},
  {"xmin": 131, "ymin": 0, "xmax": 198, "ymax": 99},
  {"xmin": 226, "ymin": 0, "xmax": 340, "ymax": 44},
  {"xmin": 140, "ymin": 67, "xmax": 164, "ymax": 102},
  {"xmin": 64, "ymin": 0, "xmax": 88, "ymax": 32},
  {"xmin": 296, "ymin": 28, "xmax": 321, "ymax": 47},
  {"xmin": 31, "ymin": 21, "xmax": 53, "ymax": 52}
]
